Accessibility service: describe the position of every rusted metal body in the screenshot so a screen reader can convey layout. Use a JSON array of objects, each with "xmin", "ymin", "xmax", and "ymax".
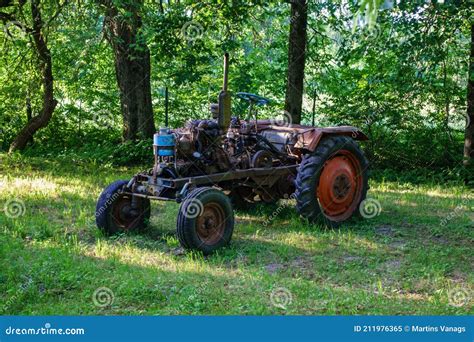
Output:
[
  {"xmin": 125, "ymin": 120, "xmax": 366, "ymax": 205},
  {"xmin": 255, "ymin": 120, "xmax": 368, "ymax": 152}
]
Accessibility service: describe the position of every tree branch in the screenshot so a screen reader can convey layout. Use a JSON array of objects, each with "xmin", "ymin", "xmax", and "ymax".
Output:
[{"xmin": 45, "ymin": 0, "xmax": 68, "ymax": 27}]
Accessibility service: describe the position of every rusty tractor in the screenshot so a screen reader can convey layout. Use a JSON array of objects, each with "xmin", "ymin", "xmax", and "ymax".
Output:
[{"xmin": 96, "ymin": 54, "xmax": 369, "ymax": 255}]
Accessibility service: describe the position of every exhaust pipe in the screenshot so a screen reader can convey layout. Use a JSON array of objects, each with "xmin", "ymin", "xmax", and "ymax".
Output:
[{"xmin": 218, "ymin": 53, "xmax": 231, "ymax": 130}]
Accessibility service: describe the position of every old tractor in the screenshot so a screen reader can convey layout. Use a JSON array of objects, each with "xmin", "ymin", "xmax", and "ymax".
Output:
[{"xmin": 96, "ymin": 54, "xmax": 369, "ymax": 255}]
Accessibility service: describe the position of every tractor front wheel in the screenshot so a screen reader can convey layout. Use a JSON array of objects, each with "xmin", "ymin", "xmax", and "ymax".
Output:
[
  {"xmin": 96, "ymin": 180, "xmax": 151, "ymax": 235},
  {"xmin": 177, "ymin": 187, "xmax": 234, "ymax": 255},
  {"xmin": 295, "ymin": 136, "xmax": 368, "ymax": 227}
]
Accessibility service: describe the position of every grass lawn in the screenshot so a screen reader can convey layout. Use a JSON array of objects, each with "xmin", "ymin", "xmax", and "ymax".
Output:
[{"xmin": 0, "ymin": 154, "xmax": 473, "ymax": 315}]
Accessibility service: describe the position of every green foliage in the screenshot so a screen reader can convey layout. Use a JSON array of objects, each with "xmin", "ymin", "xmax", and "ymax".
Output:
[
  {"xmin": 0, "ymin": 0, "xmax": 472, "ymax": 170},
  {"xmin": 21, "ymin": 138, "xmax": 154, "ymax": 167},
  {"xmin": 305, "ymin": 1, "xmax": 472, "ymax": 169}
]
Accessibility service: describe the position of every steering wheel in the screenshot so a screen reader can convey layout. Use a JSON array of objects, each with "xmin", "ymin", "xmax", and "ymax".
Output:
[{"xmin": 236, "ymin": 92, "xmax": 270, "ymax": 106}]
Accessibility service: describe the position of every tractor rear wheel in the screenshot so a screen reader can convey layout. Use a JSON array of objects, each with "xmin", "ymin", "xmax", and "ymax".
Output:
[
  {"xmin": 295, "ymin": 136, "xmax": 368, "ymax": 227},
  {"xmin": 177, "ymin": 187, "xmax": 234, "ymax": 255}
]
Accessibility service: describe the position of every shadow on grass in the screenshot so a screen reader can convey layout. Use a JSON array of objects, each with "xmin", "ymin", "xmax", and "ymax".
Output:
[
  {"xmin": 5, "ymin": 181, "xmax": 472, "ymax": 252},
  {"xmin": 0, "ymin": 237, "xmax": 245, "ymax": 314},
  {"xmin": 1, "ymin": 230, "xmax": 468, "ymax": 315}
]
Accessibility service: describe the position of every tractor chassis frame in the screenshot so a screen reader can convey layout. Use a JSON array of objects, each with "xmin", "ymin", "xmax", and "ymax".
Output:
[{"xmin": 123, "ymin": 164, "xmax": 298, "ymax": 203}]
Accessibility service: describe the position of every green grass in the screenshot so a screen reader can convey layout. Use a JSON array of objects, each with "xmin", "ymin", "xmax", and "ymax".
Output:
[{"xmin": 0, "ymin": 154, "xmax": 473, "ymax": 315}]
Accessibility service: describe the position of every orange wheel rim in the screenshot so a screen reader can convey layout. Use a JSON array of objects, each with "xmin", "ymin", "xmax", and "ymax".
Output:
[
  {"xmin": 111, "ymin": 195, "xmax": 139, "ymax": 230},
  {"xmin": 317, "ymin": 150, "xmax": 363, "ymax": 221},
  {"xmin": 196, "ymin": 202, "xmax": 225, "ymax": 244}
]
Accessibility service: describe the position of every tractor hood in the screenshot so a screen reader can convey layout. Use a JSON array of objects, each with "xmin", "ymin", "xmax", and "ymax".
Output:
[{"xmin": 252, "ymin": 120, "xmax": 368, "ymax": 153}]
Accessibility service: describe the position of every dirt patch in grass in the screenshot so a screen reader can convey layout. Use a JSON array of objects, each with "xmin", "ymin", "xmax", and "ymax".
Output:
[
  {"xmin": 388, "ymin": 240, "xmax": 407, "ymax": 249},
  {"xmin": 342, "ymin": 255, "xmax": 364, "ymax": 263},
  {"xmin": 375, "ymin": 225, "xmax": 395, "ymax": 237},
  {"xmin": 264, "ymin": 255, "xmax": 315, "ymax": 278}
]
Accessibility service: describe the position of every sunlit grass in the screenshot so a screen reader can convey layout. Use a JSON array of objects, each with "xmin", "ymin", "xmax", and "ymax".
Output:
[{"xmin": 0, "ymin": 154, "xmax": 473, "ymax": 315}]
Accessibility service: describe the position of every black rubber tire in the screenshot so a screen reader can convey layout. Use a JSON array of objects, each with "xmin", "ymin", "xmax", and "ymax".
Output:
[
  {"xmin": 96, "ymin": 180, "xmax": 151, "ymax": 235},
  {"xmin": 176, "ymin": 187, "xmax": 234, "ymax": 255},
  {"xmin": 295, "ymin": 135, "xmax": 369, "ymax": 227}
]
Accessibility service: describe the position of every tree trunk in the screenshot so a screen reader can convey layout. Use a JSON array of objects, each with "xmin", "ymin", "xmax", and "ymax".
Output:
[
  {"xmin": 8, "ymin": 0, "xmax": 57, "ymax": 153},
  {"xmin": 464, "ymin": 23, "xmax": 474, "ymax": 172},
  {"xmin": 25, "ymin": 91, "xmax": 34, "ymax": 145},
  {"xmin": 103, "ymin": 0, "xmax": 155, "ymax": 140},
  {"xmin": 284, "ymin": 0, "xmax": 308, "ymax": 125}
]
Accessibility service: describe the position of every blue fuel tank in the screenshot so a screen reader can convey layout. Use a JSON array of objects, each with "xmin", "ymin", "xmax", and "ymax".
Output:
[{"xmin": 153, "ymin": 128, "xmax": 175, "ymax": 156}]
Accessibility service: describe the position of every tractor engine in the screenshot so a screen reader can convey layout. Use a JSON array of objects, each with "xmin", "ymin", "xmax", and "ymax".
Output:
[
  {"xmin": 152, "ymin": 118, "xmax": 292, "ymax": 179},
  {"xmin": 153, "ymin": 120, "xmax": 233, "ymax": 178},
  {"xmin": 175, "ymin": 120, "xmax": 232, "ymax": 175}
]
